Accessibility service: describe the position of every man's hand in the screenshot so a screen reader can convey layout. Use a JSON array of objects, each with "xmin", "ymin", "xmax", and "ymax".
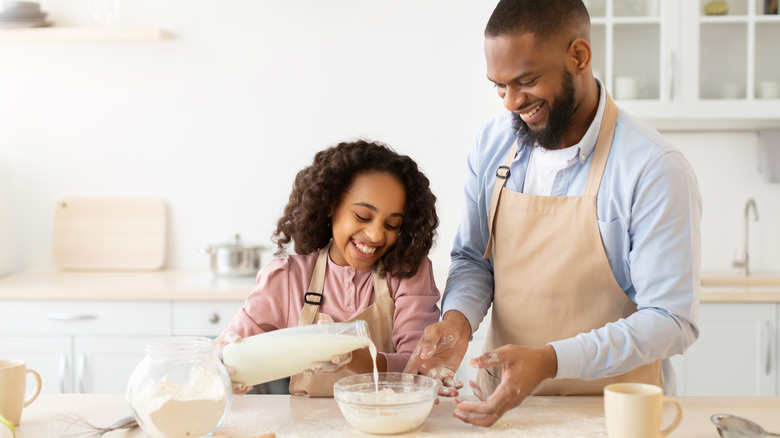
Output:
[
  {"xmin": 453, "ymin": 344, "xmax": 557, "ymax": 427},
  {"xmin": 404, "ymin": 310, "xmax": 471, "ymax": 397}
]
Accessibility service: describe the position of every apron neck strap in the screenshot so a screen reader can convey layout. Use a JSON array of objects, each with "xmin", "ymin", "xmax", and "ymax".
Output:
[
  {"xmin": 299, "ymin": 242, "xmax": 391, "ymax": 326},
  {"xmin": 584, "ymin": 92, "xmax": 618, "ymax": 197},
  {"xmin": 299, "ymin": 243, "xmax": 331, "ymax": 326}
]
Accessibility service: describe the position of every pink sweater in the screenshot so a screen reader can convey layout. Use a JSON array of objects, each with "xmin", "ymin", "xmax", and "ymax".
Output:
[{"xmin": 224, "ymin": 253, "xmax": 441, "ymax": 372}]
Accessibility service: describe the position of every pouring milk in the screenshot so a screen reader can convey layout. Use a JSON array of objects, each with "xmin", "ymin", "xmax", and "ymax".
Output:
[{"xmin": 222, "ymin": 320, "xmax": 377, "ymax": 386}]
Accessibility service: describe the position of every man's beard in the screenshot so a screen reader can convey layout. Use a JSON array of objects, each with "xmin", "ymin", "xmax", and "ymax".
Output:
[{"xmin": 512, "ymin": 69, "xmax": 576, "ymax": 150}]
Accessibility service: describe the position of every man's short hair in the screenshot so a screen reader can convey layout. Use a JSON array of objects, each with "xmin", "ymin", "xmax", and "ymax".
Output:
[{"xmin": 485, "ymin": 0, "xmax": 591, "ymax": 45}]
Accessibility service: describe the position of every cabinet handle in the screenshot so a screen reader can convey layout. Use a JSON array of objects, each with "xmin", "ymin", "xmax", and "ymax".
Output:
[
  {"xmin": 76, "ymin": 354, "xmax": 87, "ymax": 393},
  {"xmin": 209, "ymin": 313, "xmax": 220, "ymax": 324},
  {"xmin": 46, "ymin": 313, "xmax": 98, "ymax": 321},
  {"xmin": 764, "ymin": 321, "xmax": 774, "ymax": 375},
  {"xmin": 58, "ymin": 354, "xmax": 69, "ymax": 393},
  {"xmin": 667, "ymin": 51, "xmax": 676, "ymax": 101}
]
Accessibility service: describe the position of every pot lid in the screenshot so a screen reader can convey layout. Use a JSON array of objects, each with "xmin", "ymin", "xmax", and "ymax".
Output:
[{"xmin": 214, "ymin": 233, "xmax": 267, "ymax": 249}]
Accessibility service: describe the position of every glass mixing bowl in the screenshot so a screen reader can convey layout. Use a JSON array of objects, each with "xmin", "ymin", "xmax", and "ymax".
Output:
[{"xmin": 333, "ymin": 372, "xmax": 437, "ymax": 435}]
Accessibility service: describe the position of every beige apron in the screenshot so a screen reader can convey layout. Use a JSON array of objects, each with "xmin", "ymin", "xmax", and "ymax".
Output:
[
  {"xmin": 477, "ymin": 93, "xmax": 662, "ymax": 396},
  {"xmin": 289, "ymin": 244, "xmax": 396, "ymax": 397}
]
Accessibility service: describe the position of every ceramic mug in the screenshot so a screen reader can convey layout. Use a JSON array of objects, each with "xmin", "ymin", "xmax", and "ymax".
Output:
[
  {"xmin": 0, "ymin": 359, "xmax": 42, "ymax": 426},
  {"xmin": 758, "ymin": 81, "xmax": 779, "ymax": 99},
  {"xmin": 604, "ymin": 383, "xmax": 682, "ymax": 438}
]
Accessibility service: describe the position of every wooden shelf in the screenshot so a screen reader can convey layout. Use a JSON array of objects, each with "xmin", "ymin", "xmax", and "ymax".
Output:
[{"xmin": 0, "ymin": 27, "xmax": 172, "ymax": 42}]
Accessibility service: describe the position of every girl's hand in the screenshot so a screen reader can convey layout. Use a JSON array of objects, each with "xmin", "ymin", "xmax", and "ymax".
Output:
[
  {"xmin": 307, "ymin": 352, "xmax": 353, "ymax": 374},
  {"xmin": 213, "ymin": 331, "xmax": 252, "ymax": 395}
]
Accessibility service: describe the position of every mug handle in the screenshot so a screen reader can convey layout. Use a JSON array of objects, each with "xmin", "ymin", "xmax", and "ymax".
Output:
[
  {"xmin": 660, "ymin": 397, "xmax": 683, "ymax": 437},
  {"xmin": 24, "ymin": 369, "xmax": 42, "ymax": 408}
]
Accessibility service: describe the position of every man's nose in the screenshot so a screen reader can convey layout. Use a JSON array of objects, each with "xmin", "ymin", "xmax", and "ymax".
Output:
[{"xmin": 503, "ymin": 86, "xmax": 527, "ymax": 112}]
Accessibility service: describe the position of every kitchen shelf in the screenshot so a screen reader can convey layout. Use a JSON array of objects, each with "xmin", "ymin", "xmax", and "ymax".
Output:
[{"xmin": 0, "ymin": 27, "xmax": 172, "ymax": 42}]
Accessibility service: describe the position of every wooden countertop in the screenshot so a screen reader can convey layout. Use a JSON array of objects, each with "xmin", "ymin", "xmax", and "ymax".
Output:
[
  {"xmin": 17, "ymin": 393, "xmax": 780, "ymax": 437},
  {"xmin": 2, "ymin": 268, "xmax": 780, "ymax": 303}
]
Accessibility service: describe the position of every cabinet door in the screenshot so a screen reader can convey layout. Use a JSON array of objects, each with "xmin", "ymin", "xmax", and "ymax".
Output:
[
  {"xmin": 172, "ymin": 301, "xmax": 243, "ymax": 337},
  {"xmin": 675, "ymin": 303, "xmax": 776, "ymax": 396},
  {"xmin": 73, "ymin": 336, "xmax": 151, "ymax": 393},
  {"xmin": 587, "ymin": 0, "xmax": 681, "ymax": 118},
  {"xmin": 679, "ymin": 0, "xmax": 780, "ymax": 119},
  {"xmin": 0, "ymin": 336, "xmax": 72, "ymax": 393}
]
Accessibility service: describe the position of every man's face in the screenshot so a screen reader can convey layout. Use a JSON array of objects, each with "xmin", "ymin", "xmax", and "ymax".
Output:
[{"xmin": 485, "ymin": 33, "xmax": 577, "ymax": 150}]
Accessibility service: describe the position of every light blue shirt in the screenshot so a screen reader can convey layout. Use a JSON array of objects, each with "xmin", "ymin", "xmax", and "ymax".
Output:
[{"xmin": 442, "ymin": 83, "xmax": 702, "ymax": 394}]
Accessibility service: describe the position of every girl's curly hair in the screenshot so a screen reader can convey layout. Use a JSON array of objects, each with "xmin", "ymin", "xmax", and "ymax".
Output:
[{"xmin": 273, "ymin": 140, "xmax": 438, "ymax": 279}]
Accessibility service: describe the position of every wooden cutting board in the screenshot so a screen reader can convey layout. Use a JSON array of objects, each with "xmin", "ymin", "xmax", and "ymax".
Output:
[{"xmin": 53, "ymin": 197, "xmax": 167, "ymax": 271}]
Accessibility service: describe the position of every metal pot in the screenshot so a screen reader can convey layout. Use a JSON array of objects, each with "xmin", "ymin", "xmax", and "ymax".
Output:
[{"xmin": 199, "ymin": 234, "xmax": 267, "ymax": 277}]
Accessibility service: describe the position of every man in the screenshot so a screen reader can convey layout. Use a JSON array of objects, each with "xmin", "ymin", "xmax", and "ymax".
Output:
[{"xmin": 404, "ymin": 0, "xmax": 701, "ymax": 427}]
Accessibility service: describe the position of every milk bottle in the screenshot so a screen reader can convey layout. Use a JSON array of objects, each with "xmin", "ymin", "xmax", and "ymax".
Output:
[{"xmin": 222, "ymin": 320, "xmax": 371, "ymax": 386}]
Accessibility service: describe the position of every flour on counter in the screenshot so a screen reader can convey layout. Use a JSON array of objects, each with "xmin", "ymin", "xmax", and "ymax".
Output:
[{"xmin": 130, "ymin": 365, "xmax": 228, "ymax": 438}]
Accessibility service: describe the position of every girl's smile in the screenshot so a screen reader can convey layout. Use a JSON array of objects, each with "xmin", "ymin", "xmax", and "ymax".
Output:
[{"xmin": 329, "ymin": 172, "xmax": 406, "ymax": 270}]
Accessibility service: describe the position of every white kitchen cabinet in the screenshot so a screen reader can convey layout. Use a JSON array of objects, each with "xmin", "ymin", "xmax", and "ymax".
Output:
[
  {"xmin": 0, "ymin": 301, "xmax": 170, "ymax": 394},
  {"xmin": 672, "ymin": 302, "xmax": 777, "ymax": 396},
  {"xmin": 0, "ymin": 336, "xmax": 71, "ymax": 394},
  {"xmin": 588, "ymin": 0, "xmax": 780, "ymax": 129},
  {"xmin": 172, "ymin": 301, "xmax": 243, "ymax": 338}
]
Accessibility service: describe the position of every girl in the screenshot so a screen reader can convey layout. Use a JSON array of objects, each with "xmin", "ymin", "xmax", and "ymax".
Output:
[{"xmin": 218, "ymin": 139, "xmax": 440, "ymax": 397}]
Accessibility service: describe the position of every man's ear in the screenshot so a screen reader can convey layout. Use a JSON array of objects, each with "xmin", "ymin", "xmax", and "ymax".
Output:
[{"xmin": 569, "ymin": 38, "xmax": 592, "ymax": 74}]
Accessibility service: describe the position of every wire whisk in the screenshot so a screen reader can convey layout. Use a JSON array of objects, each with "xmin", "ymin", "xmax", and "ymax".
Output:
[{"xmin": 49, "ymin": 413, "xmax": 137, "ymax": 438}]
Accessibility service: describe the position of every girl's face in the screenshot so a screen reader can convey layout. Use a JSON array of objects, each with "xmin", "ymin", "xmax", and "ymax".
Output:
[{"xmin": 329, "ymin": 171, "xmax": 406, "ymax": 270}]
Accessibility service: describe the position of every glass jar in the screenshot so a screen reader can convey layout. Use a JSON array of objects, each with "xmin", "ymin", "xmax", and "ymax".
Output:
[{"xmin": 126, "ymin": 336, "xmax": 231, "ymax": 438}]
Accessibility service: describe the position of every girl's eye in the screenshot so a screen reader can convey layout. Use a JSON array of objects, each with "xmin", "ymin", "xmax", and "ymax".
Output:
[
  {"xmin": 355, "ymin": 214, "xmax": 369, "ymax": 222},
  {"xmin": 385, "ymin": 223, "xmax": 401, "ymax": 231}
]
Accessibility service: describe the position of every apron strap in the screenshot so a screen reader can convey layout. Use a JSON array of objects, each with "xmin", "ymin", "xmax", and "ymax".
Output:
[
  {"xmin": 484, "ymin": 92, "xmax": 619, "ymax": 258},
  {"xmin": 370, "ymin": 260, "xmax": 392, "ymax": 302},
  {"xmin": 483, "ymin": 141, "xmax": 518, "ymax": 259},
  {"xmin": 299, "ymin": 243, "xmax": 330, "ymax": 326},
  {"xmin": 584, "ymin": 93, "xmax": 618, "ymax": 197}
]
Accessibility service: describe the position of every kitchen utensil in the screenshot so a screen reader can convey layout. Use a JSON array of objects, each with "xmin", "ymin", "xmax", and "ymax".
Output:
[
  {"xmin": 712, "ymin": 414, "xmax": 780, "ymax": 437},
  {"xmin": 53, "ymin": 197, "xmax": 167, "ymax": 271},
  {"xmin": 49, "ymin": 414, "xmax": 137, "ymax": 438},
  {"xmin": 199, "ymin": 234, "xmax": 267, "ymax": 277},
  {"xmin": 334, "ymin": 372, "xmax": 437, "ymax": 435}
]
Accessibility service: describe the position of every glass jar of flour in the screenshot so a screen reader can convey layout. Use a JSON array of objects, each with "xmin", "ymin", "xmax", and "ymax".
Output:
[{"xmin": 126, "ymin": 337, "xmax": 231, "ymax": 438}]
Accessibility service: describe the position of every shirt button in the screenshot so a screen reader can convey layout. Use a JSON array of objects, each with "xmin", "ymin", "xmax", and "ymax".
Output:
[
  {"xmin": 348, "ymin": 268, "xmax": 354, "ymax": 275},
  {"xmin": 348, "ymin": 285, "xmax": 354, "ymax": 292},
  {"xmin": 347, "ymin": 305, "xmax": 354, "ymax": 311},
  {"xmin": 580, "ymin": 154, "xmax": 586, "ymax": 162}
]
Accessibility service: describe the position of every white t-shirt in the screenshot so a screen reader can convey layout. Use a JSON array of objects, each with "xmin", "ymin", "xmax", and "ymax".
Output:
[{"xmin": 523, "ymin": 145, "xmax": 579, "ymax": 195}]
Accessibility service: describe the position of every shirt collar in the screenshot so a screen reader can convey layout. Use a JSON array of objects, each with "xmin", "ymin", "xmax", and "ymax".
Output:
[{"xmin": 575, "ymin": 79, "xmax": 607, "ymax": 164}]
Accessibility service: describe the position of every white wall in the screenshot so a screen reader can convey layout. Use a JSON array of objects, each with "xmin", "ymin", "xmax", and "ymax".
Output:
[{"xmin": 1, "ymin": 1, "xmax": 779, "ymax": 281}]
